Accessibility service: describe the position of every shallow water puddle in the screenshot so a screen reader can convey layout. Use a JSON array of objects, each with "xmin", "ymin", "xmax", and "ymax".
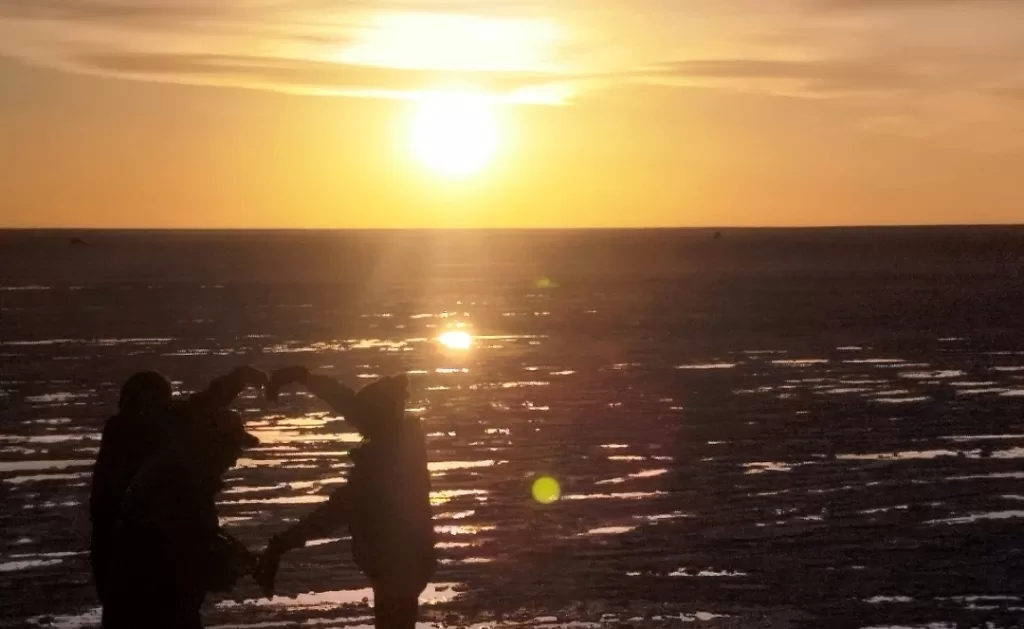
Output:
[
  {"xmin": 428, "ymin": 460, "xmax": 497, "ymax": 472},
  {"xmin": 220, "ymin": 582, "xmax": 463, "ymax": 609},
  {"xmin": 579, "ymin": 525, "xmax": 637, "ymax": 537},
  {"xmin": 838, "ymin": 447, "xmax": 1024, "ymax": 461},
  {"xmin": 247, "ymin": 430, "xmax": 361, "ymax": 444},
  {"xmin": 836, "ymin": 449, "xmax": 963, "ymax": 461},
  {"xmin": 743, "ymin": 461, "xmax": 800, "ymax": 474},
  {"xmin": 212, "ymin": 618, "xmax": 381, "ymax": 629},
  {"xmin": 23, "ymin": 418, "xmax": 74, "ymax": 426},
  {"xmin": 24, "ymin": 392, "xmax": 94, "ymax": 404},
  {"xmin": 234, "ymin": 458, "xmax": 292, "ymax": 469},
  {"xmin": 669, "ymin": 568, "xmax": 748, "ymax": 577},
  {"xmin": 941, "ymin": 434, "xmax": 1024, "ymax": 442},
  {"xmin": 927, "ymin": 510, "xmax": 1024, "ymax": 525},
  {"xmin": 26, "ymin": 607, "xmax": 101, "ymax": 628},
  {"xmin": 437, "ymin": 510, "xmax": 475, "ymax": 520},
  {"xmin": 957, "ymin": 388, "xmax": 1015, "ymax": 396},
  {"xmin": 899, "ymin": 370, "xmax": 966, "ymax": 380},
  {"xmin": 435, "ymin": 524, "xmax": 496, "ymax": 536},
  {"xmin": 772, "ymin": 359, "xmax": 829, "ymax": 366},
  {"xmin": 563, "ymin": 491, "xmax": 668, "ymax": 501},
  {"xmin": 440, "ymin": 556, "xmax": 494, "ymax": 565},
  {"xmin": 0, "ymin": 558, "xmax": 64, "ymax": 572},
  {"xmin": 222, "ymin": 495, "xmax": 329, "ymax": 505},
  {"xmin": 305, "ymin": 537, "xmax": 347, "ymax": 547},
  {"xmin": 0, "ymin": 459, "xmax": 93, "ymax": 472},
  {"xmin": 861, "ymin": 624, "xmax": 957, "ymax": 629},
  {"xmin": 873, "ymin": 396, "xmax": 932, "ymax": 404},
  {"xmin": 596, "ymin": 468, "xmax": 668, "ymax": 484},
  {"xmin": 633, "ymin": 511, "xmax": 691, "ymax": 523},
  {"xmin": 0, "ymin": 434, "xmax": 98, "ymax": 444},
  {"xmin": 8, "ymin": 551, "xmax": 83, "ymax": 560},
  {"xmin": 219, "ymin": 516, "xmax": 254, "ymax": 525},
  {"xmin": 430, "ymin": 489, "xmax": 488, "ymax": 505},
  {"xmin": 3, "ymin": 472, "xmax": 87, "ymax": 484}
]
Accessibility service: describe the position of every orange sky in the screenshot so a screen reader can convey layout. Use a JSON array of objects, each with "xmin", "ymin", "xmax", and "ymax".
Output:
[{"xmin": 1, "ymin": 0, "xmax": 1023, "ymax": 228}]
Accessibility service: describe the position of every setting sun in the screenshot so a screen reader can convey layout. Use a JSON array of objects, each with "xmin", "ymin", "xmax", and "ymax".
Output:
[{"xmin": 409, "ymin": 92, "xmax": 500, "ymax": 179}]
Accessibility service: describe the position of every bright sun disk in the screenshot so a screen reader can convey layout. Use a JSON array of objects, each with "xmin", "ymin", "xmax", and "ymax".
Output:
[{"xmin": 410, "ymin": 92, "xmax": 499, "ymax": 179}]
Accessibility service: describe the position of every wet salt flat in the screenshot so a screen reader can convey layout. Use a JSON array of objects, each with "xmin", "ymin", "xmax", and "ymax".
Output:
[{"xmin": 3, "ymin": 228, "xmax": 1024, "ymax": 628}]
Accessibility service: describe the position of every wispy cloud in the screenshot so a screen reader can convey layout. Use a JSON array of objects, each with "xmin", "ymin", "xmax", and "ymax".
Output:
[
  {"xmin": 818, "ymin": 0, "xmax": 1021, "ymax": 8},
  {"xmin": 637, "ymin": 58, "xmax": 923, "ymax": 96},
  {"xmin": 1, "ymin": 0, "xmax": 1022, "ymax": 118},
  {"xmin": 0, "ymin": 0, "xmax": 222, "ymax": 21},
  {"xmin": 73, "ymin": 50, "xmax": 568, "ymax": 100},
  {"xmin": 0, "ymin": 0, "xmax": 575, "ymax": 101}
]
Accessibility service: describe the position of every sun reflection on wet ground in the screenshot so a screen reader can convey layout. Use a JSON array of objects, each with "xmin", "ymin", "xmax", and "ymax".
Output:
[{"xmin": 438, "ymin": 330, "xmax": 473, "ymax": 350}]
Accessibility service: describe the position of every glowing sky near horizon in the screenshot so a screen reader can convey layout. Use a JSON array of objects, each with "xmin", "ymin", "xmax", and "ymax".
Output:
[{"xmin": 1, "ymin": 0, "xmax": 1023, "ymax": 227}]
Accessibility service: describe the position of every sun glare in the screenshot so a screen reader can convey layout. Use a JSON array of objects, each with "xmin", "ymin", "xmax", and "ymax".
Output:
[
  {"xmin": 438, "ymin": 330, "xmax": 473, "ymax": 350},
  {"xmin": 409, "ymin": 92, "xmax": 500, "ymax": 179}
]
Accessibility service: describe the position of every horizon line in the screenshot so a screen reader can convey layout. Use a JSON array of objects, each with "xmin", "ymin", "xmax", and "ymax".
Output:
[{"xmin": 2, "ymin": 223, "xmax": 1024, "ymax": 232}]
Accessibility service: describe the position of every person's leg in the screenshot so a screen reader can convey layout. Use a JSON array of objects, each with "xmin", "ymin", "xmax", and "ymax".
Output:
[
  {"xmin": 395, "ymin": 595, "xmax": 419, "ymax": 629},
  {"xmin": 100, "ymin": 604, "xmax": 123, "ymax": 629},
  {"xmin": 373, "ymin": 588, "xmax": 419, "ymax": 629},
  {"xmin": 99, "ymin": 588, "xmax": 136, "ymax": 629},
  {"xmin": 101, "ymin": 597, "xmax": 143, "ymax": 629},
  {"xmin": 146, "ymin": 604, "xmax": 203, "ymax": 629},
  {"xmin": 183, "ymin": 607, "xmax": 205, "ymax": 629}
]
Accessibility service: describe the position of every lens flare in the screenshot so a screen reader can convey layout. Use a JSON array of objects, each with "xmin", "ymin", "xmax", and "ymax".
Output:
[{"xmin": 531, "ymin": 475, "xmax": 561, "ymax": 504}]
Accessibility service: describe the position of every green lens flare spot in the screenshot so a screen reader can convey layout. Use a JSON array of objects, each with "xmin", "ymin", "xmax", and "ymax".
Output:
[{"xmin": 532, "ymin": 476, "xmax": 561, "ymax": 504}]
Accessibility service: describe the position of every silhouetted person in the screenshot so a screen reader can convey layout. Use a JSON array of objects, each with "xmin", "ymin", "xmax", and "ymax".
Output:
[
  {"xmin": 255, "ymin": 370, "xmax": 436, "ymax": 629},
  {"xmin": 107, "ymin": 407, "xmax": 260, "ymax": 629},
  {"xmin": 90, "ymin": 371, "xmax": 173, "ymax": 613},
  {"xmin": 89, "ymin": 366, "xmax": 267, "ymax": 627}
]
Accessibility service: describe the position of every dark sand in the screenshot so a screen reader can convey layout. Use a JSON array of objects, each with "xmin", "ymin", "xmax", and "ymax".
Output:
[{"xmin": 3, "ymin": 228, "xmax": 1024, "ymax": 629}]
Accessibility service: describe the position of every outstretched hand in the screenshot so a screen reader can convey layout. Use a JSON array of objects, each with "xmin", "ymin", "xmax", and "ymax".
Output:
[
  {"xmin": 266, "ymin": 366, "xmax": 310, "ymax": 402},
  {"xmin": 231, "ymin": 365, "xmax": 270, "ymax": 391},
  {"xmin": 254, "ymin": 537, "xmax": 285, "ymax": 598},
  {"xmin": 208, "ymin": 532, "xmax": 257, "ymax": 592}
]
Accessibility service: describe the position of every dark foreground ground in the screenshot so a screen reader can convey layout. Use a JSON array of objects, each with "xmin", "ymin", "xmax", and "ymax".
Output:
[{"xmin": 2, "ymin": 227, "xmax": 1024, "ymax": 629}]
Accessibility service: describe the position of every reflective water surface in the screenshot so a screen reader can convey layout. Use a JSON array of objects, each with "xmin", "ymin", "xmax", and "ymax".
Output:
[{"xmin": 5, "ymin": 229, "xmax": 1024, "ymax": 628}]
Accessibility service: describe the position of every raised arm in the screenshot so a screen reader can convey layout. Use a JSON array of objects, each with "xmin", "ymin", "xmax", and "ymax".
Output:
[
  {"xmin": 187, "ymin": 365, "xmax": 269, "ymax": 411},
  {"xmin": 266, "ymin": 366, "xmax": 355, "ymax": 415},
  {"xmin": 277, "ymin": 485, "xmax": 350, "ymax": 551}
]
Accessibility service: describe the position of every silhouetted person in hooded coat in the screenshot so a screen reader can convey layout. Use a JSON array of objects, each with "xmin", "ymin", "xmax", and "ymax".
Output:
[
  {"xmin": 90, "ymin": 371, "xmax": 173, "ymax": 613},
  {"xmin": 255, "ymin": 370, "xmax": 436, "ymax": 629},
  {"xmin": 89, "ymin": 366, "xmax": 267, "ymax": 627},
  {"xmin": 107, "ymin": 407, "xmax": 260, "ymax": 629}
]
